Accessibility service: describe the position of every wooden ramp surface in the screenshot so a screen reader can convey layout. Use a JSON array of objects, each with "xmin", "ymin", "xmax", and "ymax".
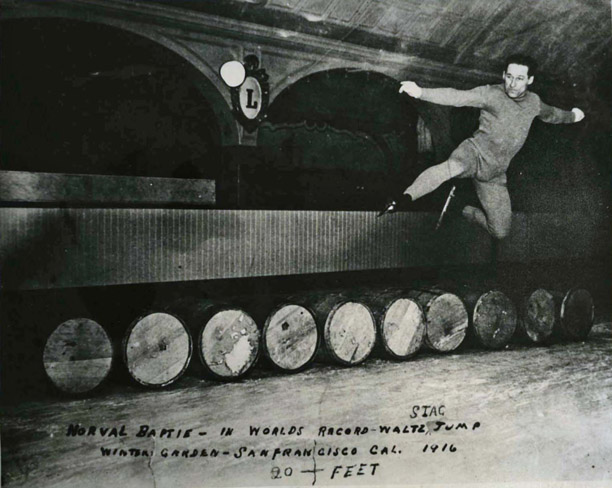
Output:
[{"xmin": 1, "ymin": 208, "xmax": 605, "ymax": 290}]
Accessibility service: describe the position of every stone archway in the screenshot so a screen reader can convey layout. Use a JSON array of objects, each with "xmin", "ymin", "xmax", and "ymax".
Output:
[
  {"xmin": 269, "ymin": 66, "xmax": 455, "ymax": 164},
  {"xmin": 253, "ymin": 68, "xmax": 419, "ymax": 209},
  {"xmin": 1, "ymin": 16, "xmax": 240, "ymax": 179},
  {"xmin": 0, "ymin": 14, "xmax": 239, "ymax": 148}
]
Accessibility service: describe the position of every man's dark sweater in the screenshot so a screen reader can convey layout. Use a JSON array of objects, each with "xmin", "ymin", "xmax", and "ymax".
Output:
[{"xmin": 420, "ymin": 84, "xmax": 576, "ymax": 180}]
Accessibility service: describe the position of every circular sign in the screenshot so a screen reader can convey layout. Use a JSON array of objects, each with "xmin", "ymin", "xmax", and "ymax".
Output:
[
  {"xmin": 220, "ymin": 60, "xmax": 246, "ymax": 88},
  {"xmin": 239, "ymin": 76, "xmax": 262, "ymax": 120}
]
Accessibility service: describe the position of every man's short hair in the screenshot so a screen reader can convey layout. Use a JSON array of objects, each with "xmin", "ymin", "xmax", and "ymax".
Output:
[{"xmin": 504, "ymin": 54, "xmax": 538, "ymax": 77}]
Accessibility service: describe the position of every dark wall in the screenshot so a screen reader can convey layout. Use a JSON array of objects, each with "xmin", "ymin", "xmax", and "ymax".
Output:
[
  {"xmin": 1, "ymin": 19, "xmax": 223, "ymax": 179},
  {"xmin": 250, "ymin": 69, "xmax": 419, "ymax": 210}
]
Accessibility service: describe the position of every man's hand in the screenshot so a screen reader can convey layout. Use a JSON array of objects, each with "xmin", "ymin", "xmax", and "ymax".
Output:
[
  {"xmin": 572, "ymin": 107, "xmax": 585, "ymax": 122},
  {"xmin": 399, "ymin": 81, "xmax": 423, "ymax": 99}
]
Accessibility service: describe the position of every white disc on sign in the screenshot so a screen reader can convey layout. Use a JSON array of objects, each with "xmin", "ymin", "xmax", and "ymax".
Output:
[{"xmin": 220, "ymin": 60, "xmax": 246, "ymax": 88}]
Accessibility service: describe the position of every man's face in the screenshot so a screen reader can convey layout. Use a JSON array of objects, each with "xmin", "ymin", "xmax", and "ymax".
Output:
[{"xmin": 503, "ymin": 63, "xmax": 533, "ymax": 98}]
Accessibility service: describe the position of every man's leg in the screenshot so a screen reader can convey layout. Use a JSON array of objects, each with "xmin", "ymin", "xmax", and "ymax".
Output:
[
  {"xmin": 379, "ymin": 139, "xmax": 478, "ymax": 216},
  {"xmin": 463, "ymin": 177, "xmax": 512, "ymax": 239},
  {"xmin": 404, "ymin": 159, "xmax": 464, "ymax": 200},
  {"xmin": 378, "ymin": 159, "xmax": 463, "ymax": 216},
  {"xmin": 378, "ymin": 159, "xmax": 467, "ymax": 216}
]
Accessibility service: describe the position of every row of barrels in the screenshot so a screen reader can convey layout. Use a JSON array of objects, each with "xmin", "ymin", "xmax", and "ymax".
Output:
[{"xmin": 42, "ymin": 286, "xmax": 595, "ymax": 395}]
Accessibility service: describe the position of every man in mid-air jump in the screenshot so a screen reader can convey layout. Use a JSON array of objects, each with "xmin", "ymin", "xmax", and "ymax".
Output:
[{"xmin": 379, "ymin": 54, "xmax": 585, "ymax": 239}]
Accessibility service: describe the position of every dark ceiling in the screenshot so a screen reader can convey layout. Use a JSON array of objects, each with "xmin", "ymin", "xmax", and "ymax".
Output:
[{"xmin": 148, "ymin": 0, "xmax": 611, "ymax": 86}]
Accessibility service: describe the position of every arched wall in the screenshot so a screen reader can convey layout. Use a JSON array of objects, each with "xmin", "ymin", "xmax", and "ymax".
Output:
[
  {"xmin": 3, "ymin": 5, "xmax": 456, "ymax": 160},
  {"xmin": 253, "ymin": 67, "xmax": 439, "ymax": 210},
  {"xmin": 266, "ymin": 66, "xmax": 453, "ymax": 164},
  {"xmin": 1, "ymin": 12, "xmax": 240, "ymax": 147},
  {"xmin": 4, "ymin": 1, "xmax": 467, "ymax": 152}
]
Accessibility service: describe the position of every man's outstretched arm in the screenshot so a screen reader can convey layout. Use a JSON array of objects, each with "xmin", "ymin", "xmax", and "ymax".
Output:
[
  {"xmin": 539, "ymin": 100, "xmax": 585, "ymax": 124},
  {"xmin": 399, "ymin": 81, "xmax": 487, "ymax": 108}
]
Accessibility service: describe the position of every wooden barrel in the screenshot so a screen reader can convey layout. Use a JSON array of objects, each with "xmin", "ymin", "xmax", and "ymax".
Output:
[
  {"xmin": 554, "ymin": 288, "xmax": 595, "ymax": 341},
  {"xmin": 262, "ymin": 303, "xmax": 319, "ymax": 373},
  {"xmin": 463, "ymin": 289, "xmax": 517, "ymax": 349},
  {"xmin": 160, "ymin": 297, "xmax": 260, "ymax": 380},
  {"xmin": 406, "ymin": 290, "xmax": 468, "ymax": 352},
  {"xmin": 355, "ymin": 288, "xmax": 425, "ymax": 360},
  {"xmin": 309, "ymin": 293, "xmax": 376, "ymax": 366},
  {"xmin": 324, "ymin": 301, "xmax": 376, "ymax": 365},
  {"xmin": 2, "ymin": 289, "xmax": 118, "ymax": 398},
  {"xmin": 379, "ymin": 297, "xmax": 425, "ymax": 359},
  {"xmin": 122, "ymin": 311, "xmax": 192, "ymax": 387},
  {"xmin": 43, "ymin": 317, "xmax": 114, "ymax": 394},
  {"xmin": 198, "ymin": 306, "xmax": 260, "ymax": 380},
  {"xmin": 517, "ymin": 288, "xmax": 556, "ymax": 344}
]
